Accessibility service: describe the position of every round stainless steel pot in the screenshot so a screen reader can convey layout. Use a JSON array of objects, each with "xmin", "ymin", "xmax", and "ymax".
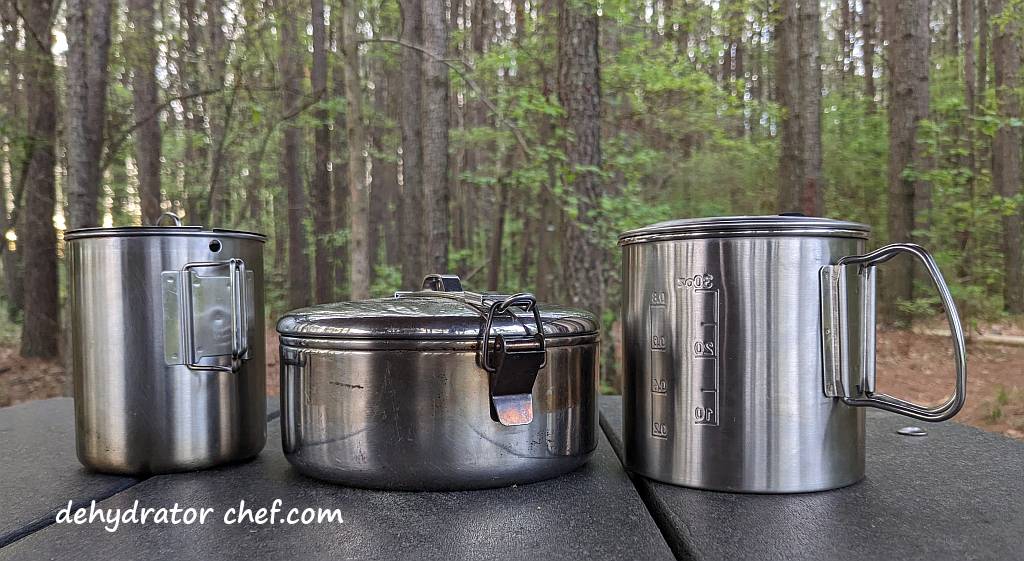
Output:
[
  {"xmin": 277, "ymin": 274, "xmax": 600, "ymax": 490},
  {"xmin": 67, "ymin": 214, "xmax": 267, "ymax": 474},
  {"xmin": 619, "ymin": 216, "xmax": 967, "ymax": 493}
]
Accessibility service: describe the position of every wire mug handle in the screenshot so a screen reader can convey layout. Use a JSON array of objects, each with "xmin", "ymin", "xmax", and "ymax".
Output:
[
  {"xmin": 155, "ymin": 212, "xmax": 183, "ymax": 227},
  {"xmin": 178, "ymin": 259, "xmax": 250, "ymax": 372},
  {"xmin": 820, "ymin": 243, "xmax": 967, "ymax": 422}
]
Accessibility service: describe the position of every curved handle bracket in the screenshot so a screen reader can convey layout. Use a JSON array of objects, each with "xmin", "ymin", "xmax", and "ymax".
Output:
[
  {"xmin": 163, "ymin": 259, "xmax": 252, "ymax": 373},
  {"xmin": 820, "ymin": 243, "xmax": 967, "ymax": 422}
]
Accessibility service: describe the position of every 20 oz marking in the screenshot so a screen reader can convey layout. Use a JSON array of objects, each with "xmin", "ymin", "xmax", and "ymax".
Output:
[{"xmin": 693, "ymin": 340, "xmax": 716, "ymax": 357}]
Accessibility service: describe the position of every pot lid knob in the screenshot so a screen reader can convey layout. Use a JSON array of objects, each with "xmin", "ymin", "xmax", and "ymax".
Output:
[{"xmin": 421, "ymin": 274, "xmax": 463, "ymax": 292}]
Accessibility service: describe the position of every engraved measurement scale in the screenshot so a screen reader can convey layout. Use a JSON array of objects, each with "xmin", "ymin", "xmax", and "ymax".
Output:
[
  {"xmin": 649, "ymin": 290, "xmax": 669, "ymax": 439},
  {"xmin": 649, "ymin": 273, "xmax": 721, "ymax": 441},
  {"xmin": 685, "ymin": 274, "xmax": 719, "ymax": 426}
]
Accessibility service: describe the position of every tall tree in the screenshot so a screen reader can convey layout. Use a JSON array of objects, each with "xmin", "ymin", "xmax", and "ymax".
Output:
[
  {"xmin": 963, "ymin": 0, "xmax": 977, "ymax": 117},
  {"xmin": 398, "ymin": 0, "xmax": 426, "ymax": 288},
  {"xmin": 421, "ymin": 0, "xmax": 450, "ymax": 274},
  {"xmin": 65, "ymin": 0, "xmax": 113, "ymax": 230},
  {"xmin": 311, "ymin": 0, "xmax": 333, "ymax": 302},
  {"xmin": 861, "ymin": 0, "xmax": 876, "ymax": 110},
  {"xmin": 1, "ymin": 3, "xmax": 24, "ymax": 320},
  {"xmin": 276, "ymin": 2, "xmax": 311, "ymax": 308},
  {"xmin": 368, "ymin": 56, "xmax": 400, "ymax": 281},
  {"xmin": 203, "ymin": 0, "xmax": 232, "ymax": 225},
  {"xmin": 775, "ymin": 0, "xmax": 823, "ymax": 215},
  {"xmin": 19, "ymin": 0, "xmax": 59, "ymax": 358},
  {"xmin": 128, "ymin": 0, "xmax": 163, "ymax": 224},
  {"xmin": 883, "ymin": 0, "xmax": 931, "ymax": 324},
  {"xmin": 331, "ymin": 11, "xmax": 349, "ymax": 299},
  {"xmin": 557, "ymin": 0, "xmax": 604, "ymax": 316},
  {"xmin": 992, "ymin": 0, "xmax": 1022, "ymax": 312},
  {"xmin": 342, "ymin": 0, "xmax": 370, "ymax": 299},
  {"xmin": 796, "ymin": 0, "xmax": 822, "ymax": 213}
]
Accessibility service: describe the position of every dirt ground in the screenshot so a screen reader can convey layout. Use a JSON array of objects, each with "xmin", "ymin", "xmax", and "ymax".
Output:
[
  {"xmin": 2, "ymin": 327, "xmax": 1021, "ymax": 440},
  {"xmin": 875, "ymin": 329, "xmax": 1024, "ymax": 439}
]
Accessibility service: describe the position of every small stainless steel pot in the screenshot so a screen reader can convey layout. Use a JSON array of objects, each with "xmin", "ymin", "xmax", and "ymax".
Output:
[
  {"xmin": 68, "ymin": 213, "xmax": 266, "ymax": 474},
  {"xmin": 276, "ymin": 274, "xmax": 600, "ymax": 490},
  {"xmin": 619, "ymin": 215, "xmax": 966, "ymax": 493}
]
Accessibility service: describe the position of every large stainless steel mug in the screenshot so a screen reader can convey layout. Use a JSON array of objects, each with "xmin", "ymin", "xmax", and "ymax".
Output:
[
  {"xmin": 67, "ymin": 214, "xmax": 267, "ymax": 474},
  {"xmin": 619, "ymin": 216, "xmax": 967, "ymax": 493},
  {"xmin": 277, "ymin": 274, "xmax": 600, "ymax": 490}
]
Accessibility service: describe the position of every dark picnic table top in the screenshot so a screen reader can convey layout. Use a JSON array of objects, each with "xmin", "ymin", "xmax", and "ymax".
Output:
[{"xmin": 0, "ymin": 395, "xmax": 1021, "ymax": 561}]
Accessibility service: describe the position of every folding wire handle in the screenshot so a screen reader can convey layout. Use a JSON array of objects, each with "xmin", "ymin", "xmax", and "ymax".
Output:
[
  {"xmin": 821, "ymin": 243, "xmax": 967, "ymax": 422},
  {"xmin": 179, "ymin": 259, "xmax": 249, "ymax": 372}
]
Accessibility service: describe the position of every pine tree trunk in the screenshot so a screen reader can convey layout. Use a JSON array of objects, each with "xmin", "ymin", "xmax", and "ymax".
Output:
[
  {"xmin": 128, "ymin": 0, "xmax": 163, "ymax": 225},
  {"xmin": 19, "ymin": 0, "xmax": 59, "ymax": 358},
  {"xmin": 962, "ymin": 0, "xmax": 977, "ymax": 114},
  {"xmin": 179, "ymin": 0, "xmax": 205, "ymax": 222},
  {"xmin": 369, "ymin": 59, "xmax": 401, "ymax": 276},
  {"xmin": 277, "ymin": 4, "xmax": 311, "ymax": 308},
  {"xmin": 342, "ymin": 0, "xmax": 370, "ymax": 299},
  {"xmin": 557, "ymin": 0, "xmax": 604, "ymax": 317},
  {"xmin": 992, "ymin": 0, "xmax": 1023, "ymax": 312},
  {"xmin": 797, "ymin": 0, "xmax": 823, "ymax": 214},
  {"xmin": 311, "ymin": 0, "xmax": 333, "ymax": 303},
  {"xmin": 978, "ymin": 0, "xmax": 989, "ymax": 94},
  {"xmin": 775, "ymin": 0, "xmax": 802, "ymax": 212},
  {"xmin": 883, "ymin": 0, "xmax": 930, "ymax": 324},
  {"xmin": 535, "ymin": 0, "xmax": 561, "ymax": 303},
  {"xmin": 487, "ymin": 184, "xmax": 510, "ymax": 291},
  {"xmin": 841, "ymin": 0, "xmax": 853, "ymax": 82},
  {"xmin": 398, "ymin": 0, "xmax": 426, "ymax": 289},
  {"xmin": 421, "ymin": 0, "xmax": 450, "ymax": 275},
  {"xmin": 1, "ymin": 5, "xmax": 24, "ymax": 320},
  {"xmin": 204, "ymin": 0, "xmax": 231, "ymax": 225},
  {"xmin": 65, "ymin": 0, "xmax": 112, "ymax": 230},
  {"xmin": 332, "ymin": 16, "xmax": 349, "ymax": 300},
  {"xmin": 960, "ymin": 0, "xmax": 977, "ymax": 277},
  {"xmin": 862, "ymin": 0, "xmax": 876, "ymax": 110}
]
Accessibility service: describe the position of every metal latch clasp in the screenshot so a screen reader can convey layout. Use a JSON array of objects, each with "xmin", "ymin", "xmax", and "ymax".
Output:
[{"xmin": 480, "ymin": 294, "xmax": 547, "ymax": 426}]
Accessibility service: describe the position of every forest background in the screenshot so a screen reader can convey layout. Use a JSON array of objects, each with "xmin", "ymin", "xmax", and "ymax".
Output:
[{"xmin": 1, "ymin": 0, "xmax": 1023, "ymax": 435}]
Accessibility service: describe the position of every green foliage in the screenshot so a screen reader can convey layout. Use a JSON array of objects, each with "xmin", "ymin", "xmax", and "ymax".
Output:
[{"xmin": 371, "ymin": 264, "xmax": 402, "ymax": 298}]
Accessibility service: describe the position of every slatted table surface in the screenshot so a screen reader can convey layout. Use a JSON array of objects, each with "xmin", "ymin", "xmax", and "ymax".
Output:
[
  {"xmin": 0, "ymin": 396, "xmax": 1020, "ymax": 560},
  {"xmin": 0, "ymin": 398, "xmax": 671, "ymax": 561},
  {"xmin": 599, "ymin": 396, "xmax": 1024, "ymax": 561}
]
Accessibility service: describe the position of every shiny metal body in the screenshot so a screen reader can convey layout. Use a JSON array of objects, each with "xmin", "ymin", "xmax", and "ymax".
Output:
[
  {"xmin": 619, "ymin": 216, "xmax": 966, "ymax": 493},
  {"xmin": 277, "ymin": 276, "xmax": 600, "ymax": 490},
  {"xmin": 67, "ymin": 221, "xmax": 266, "ymax": 474}
]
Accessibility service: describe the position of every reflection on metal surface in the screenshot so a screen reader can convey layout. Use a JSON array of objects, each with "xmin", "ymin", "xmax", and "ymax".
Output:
[
  {"xmin": 897, "ymin": 426, "xmax": 928, "ymax": 437},
  {"xmin": 280, "ymin": 344, "xmax": 599, "ymax": 490},
  {"xmin": 278, "ymin": 275, "xmax": 599, "ymax": 490},
  {"xmin": 68, "ymin": 226, "xmax": 266, "ymax": 474},
  {"xmin": 622, "ymin": 216, "xmax": 966, "ymax": 493}
]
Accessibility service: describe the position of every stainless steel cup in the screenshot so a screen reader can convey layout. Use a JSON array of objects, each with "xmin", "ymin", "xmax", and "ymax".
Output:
[
  {"xmin": 619, "ymin": 216, "xmax": 966, "ymax": 493},
  {"xmin": 67, "ymin": 214, "xmax": 267, "ymax": 474}
]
